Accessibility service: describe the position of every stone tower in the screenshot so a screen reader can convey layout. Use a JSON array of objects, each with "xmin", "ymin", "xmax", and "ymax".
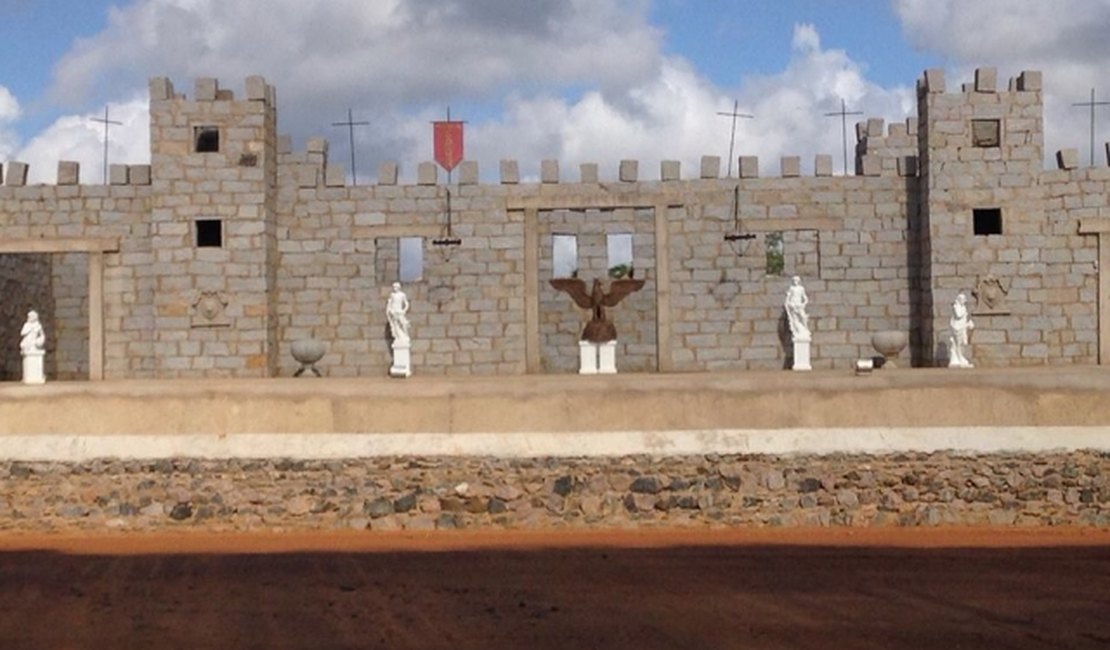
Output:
[
  {"xmin": 915, "ymin": 67, "xmax": 1047, "ymax": 365},
  {"xmin": 147, "ymin": 76, "xmax": 280, "ymax": 377}
]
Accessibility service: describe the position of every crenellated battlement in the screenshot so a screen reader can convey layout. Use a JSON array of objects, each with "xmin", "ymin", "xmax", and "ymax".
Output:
[
  {"xmin": 0, "ymin": 161, "xmax": 151, "ymax": 187},
  {"xmin": 148, "ymin": 75, "xmax": 276, "ymax": 106},
  {"xmin": 275, "ymin": 150, "xmax": 865, "ymax": 189}
]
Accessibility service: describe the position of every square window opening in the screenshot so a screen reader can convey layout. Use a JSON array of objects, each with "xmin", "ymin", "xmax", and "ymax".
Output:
[
  {"xmin": 194, "ymin": 126, "xmax": 220, "ymax": 153},
  {"xmin": 196, "ymin": 219, "xmax": 223, "ymax": 247},
  {"xmin": 971, "ymin": 119, "xmax": 1000, "ymax": 148},
  {"xmin": 399, "ymin": 237, "xmax": 424, "ymax": 282},
  {"xmin": 973, "ymin": 208, "xmax": 1003, "ymax": 235},
  {"xmin": 552, "ymin": 234, "xmax": 578, "ymax": 278},
  {"xmin": 606, "ymin": 233, "xmax": 634, "ymax": 279},
  {"xmin": 765, "ymin": 232, "xmax": 785, "ymax": 276}
]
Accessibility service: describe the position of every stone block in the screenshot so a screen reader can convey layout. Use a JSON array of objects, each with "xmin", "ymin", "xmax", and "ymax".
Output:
[
  {"xmin": 57, "ymin": 161, "xmax": 80, "ymax": 185},
  {"xmin": 860, "ymin": 155, "xmax": 881, "ymax": 177},
  {"xmin": 580, "ymin": 163, "xmax": 598, "ymax": 183},
  {"xmin": 661, "ymin": 159, "xmax": 681, "ymax": 181},
  {"xmin": 297, "ymin": 164, "xmax": 319, "ymax": 188},
  {"xmin": 1017, "ymin": 70, "xmax": 1042, "ymax": 92},
  {"xmin": 619, "ymin": 159, "xmax": 638, "ymax": 182},
  {"xmin": 780, "ymin": 156, "xmax": 801, "ymax": 177},
  {"xmin": 924, "ymin": 68, "xmax": 946, "ymax": 93},
  {"xmin": 306, "ymin": 137, "xmax": 328, "ymax": 155},
  {"xmin": 195, "ymin": 77, "xmax": 218, "ymax": 101},
  {"xmin": 905, "ymin": 118, "xmax": 918, "ymax": 136},
  {"xmin": 277, "ymin": 134, "xmax": 292, "ymax": 154},
  {"xmin": 149, "ymin": 77, "xmax": 174, "ymax": 101},
  {"xmin": 500, "ymin": 160, "xmax": 519, "ymax": 184},
  {"xmin": 699, "ymin": 155, "xmax": 720, "ymax": 179},
  {"xmin": 897, "ymin": 156, "xmax": 918, "ymax": 177},
  {"xmin": 245, "ymin": 75, "xmax": 268, "ymax": 101},
  {"xmin": 457, "ymin": 160, "xmax": 478, "ymax": 185},
  {"xmin": 378, "ymin": 162, "xmax": 399, "ymax": 185},
  {"xmin": 325, "ymin": 164, "xmax": 346, "ymax": 187},
  {"xmin": 867, "ymin": 118, "xmax": 885, "ymax": 138},
  {"xmin": 5, "ymin": 161, "xmax": 28, "ymax": 186},
  {"xmin": 541, "ymin": 159, "xmax": 559, "ymax": 184},
  {"xmin": 109, "ymin": 164, "xmax": 129, "ymax": 185},
  {"xmin": 129, "ymin": 164, "xmax": 152, "ymax": 185},
  {"xmin": 814, "ymin": 154, "xmax": 833, "ymax": 177},
  {"xmin": 975, "ymin": 67, "xmax": 997, "ymax": 92},
  {"xmin": 738, "ymin": 156, "xmax": 759, "ymax": 179},
  {"xmin": 1056, "ymin": 149, "xmax": 1079, "ymax": 170},
  {"xmin": 417, "ymin": 162, "xmax": 438, "ymax": 185}
]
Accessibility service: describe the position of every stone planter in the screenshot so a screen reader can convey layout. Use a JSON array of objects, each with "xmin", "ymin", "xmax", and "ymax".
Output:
[
  {"xmin": 871, "ymin": 330, "xmax": 908, "ymax": 368},
  {"xmin": 291, "ymin": 339, "xmax": 327, "ymax": 377}
]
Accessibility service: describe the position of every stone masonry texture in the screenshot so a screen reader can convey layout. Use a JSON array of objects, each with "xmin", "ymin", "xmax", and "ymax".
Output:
[
  {"xmin": 0, "ymin": 68, "xmax": 1107, "ymax": 378},
  {"xmin": 0, "ymin": 452, "xmax": 1105, "ymax": 533}
]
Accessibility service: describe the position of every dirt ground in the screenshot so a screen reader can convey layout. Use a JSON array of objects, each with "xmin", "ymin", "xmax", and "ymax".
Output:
[{"xmin": 0, "ymin": 527, "xmax": 1107, "ymax": 649}]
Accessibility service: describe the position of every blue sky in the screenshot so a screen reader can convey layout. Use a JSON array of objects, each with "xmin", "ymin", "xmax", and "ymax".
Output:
[{"xmin": 0, "ymin": 0, "xmax": 1107, "ymax": 183}]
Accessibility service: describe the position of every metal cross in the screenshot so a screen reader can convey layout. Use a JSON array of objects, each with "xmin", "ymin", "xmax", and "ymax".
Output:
[
  {"xmin": 89, "ymin": 106, "xmax": 122, "ymax": 184},
  {"xmin": 824, "ymin": 97, "xmax": 863, "ymax": 176},
  {"xmin": 1072, "ymin": 88, "xmax": 1110, "ymax": 167},
  {"xmin": 717, "ymin": 100, "xmax": 754, "ymax": 177},
  {"xmin": 332, "ymin": 108, "xmax": 370, "ymax": 185}
]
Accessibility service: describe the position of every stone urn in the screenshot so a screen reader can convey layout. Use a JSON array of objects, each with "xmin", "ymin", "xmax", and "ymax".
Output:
[
  {"xmin": 870, "ymin": 330, "xmax": 908, "ymax": 368},
  {"xmin": 291, "ymin": 339, "xmax": 327, "ymax": 377}
]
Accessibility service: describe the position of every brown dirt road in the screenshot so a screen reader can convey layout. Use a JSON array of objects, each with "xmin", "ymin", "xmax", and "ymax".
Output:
[{"xmin": 0, "ymin": 527, "xmax": 1107, "ymax": 649}]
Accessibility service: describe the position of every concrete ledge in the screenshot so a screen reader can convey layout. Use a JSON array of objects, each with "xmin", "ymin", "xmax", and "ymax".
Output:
[
  {"xmin": 0, "ymin": 427, "xmax": 1107, "ymax": 461},
  {"xmin": 6, "ymin": 368, "xmax": 1110, "ymax": 437}
]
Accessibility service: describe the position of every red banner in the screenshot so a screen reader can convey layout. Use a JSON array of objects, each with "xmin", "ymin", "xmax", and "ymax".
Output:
[{"xmin": 433, "ymin": 121, "xmax": 464, "ymax": 172}]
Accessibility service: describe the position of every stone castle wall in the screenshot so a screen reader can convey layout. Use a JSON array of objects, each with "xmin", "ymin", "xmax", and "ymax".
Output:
[{"xmin": 0, "ymin": 67, "xmax": 1106, "ymax": 379}]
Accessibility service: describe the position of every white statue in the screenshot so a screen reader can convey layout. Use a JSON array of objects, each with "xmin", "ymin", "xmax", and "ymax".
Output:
[
  {"xmin": 385, "ymin": 282, "xmax": 411, "ymax": 344},
  {"xmin": 20, "ymin": 310, "xmax": 45, "ymax": 355},
  {"xmin": 20, "ymin": 310, "xmax": 46, "ymax": 385},
  {"xmin": 784, "ymin": 275, "xmax": 810, "ymax": 341},
  {"xmin": 948, "ymin": 292, "xmax": 974, "ymax": 368}
]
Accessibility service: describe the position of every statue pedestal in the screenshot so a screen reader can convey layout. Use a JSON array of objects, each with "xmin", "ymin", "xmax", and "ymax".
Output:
[
  {"xmin": 578, "ymin": 341, "xmax": 598, "ymax": 375},
  {"xmin": 598, "ymin": 341, "xmax": 617, "ymax": 374},
  {"xmin": 792, "ymin": 336, "xmax": 811, "ymax": 371},
  {"xmin": 390, "ymin": 340, "xmax": 411, "ymax": 378},
  {"xmin": 22, "ymin": 350, "xmax": 45, "ymax": 385},
  {"xmin": 578, "ymin": 341, "xmax": 619, "ymax": 375}
]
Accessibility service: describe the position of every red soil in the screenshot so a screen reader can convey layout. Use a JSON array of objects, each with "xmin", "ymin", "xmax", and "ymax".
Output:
[{"xmin": 1, "ymin": 527, "xmax": 1107, "ymax": 649}]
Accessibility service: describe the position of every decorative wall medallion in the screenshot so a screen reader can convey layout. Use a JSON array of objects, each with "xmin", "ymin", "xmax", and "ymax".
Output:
[
  {"xmin": 191, "ymin": 290, "xmax": 231, "ymax": 327},
  {"xmin": 972, "ymin": 274, "xmax": 1010, "ymax": 315}
]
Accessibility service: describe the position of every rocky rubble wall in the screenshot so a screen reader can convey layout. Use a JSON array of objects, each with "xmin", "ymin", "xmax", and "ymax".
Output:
[{"xmin": 0, "ymin": 451, "xmax": 1105, "ymax": 533}]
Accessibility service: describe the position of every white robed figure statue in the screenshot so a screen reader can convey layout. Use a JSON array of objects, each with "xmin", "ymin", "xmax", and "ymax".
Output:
[
  {"xmin": 784, "ymin": 275, "xmax": 811, "ymax": 341},
  {"xmin": 20, "ymin": 310, "xmax": 47, "ymax": 385},
  {"xmin": 948, "ymin": 292, "xmax": 974, "ymax": 368},
  {"xmin": 385, "ymin": 282, "xmax": 412, "ymax": 377}
]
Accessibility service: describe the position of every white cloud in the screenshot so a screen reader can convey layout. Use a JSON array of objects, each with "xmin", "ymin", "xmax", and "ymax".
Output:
[
  {"xmin": 429, "ymin": 23, "xmax": 913, "ymax": 180},
  {"xmin": 895, "ymin": 0, "xmax": 1110, "ymax": 165},
  {"xmin": 19, "ymin": 2, "xmax": 927, "ymax": 183},
  {"xmin": 0, "ymin": 85, "xmax": 20, "ymax": 161},
  {"xmin": 14, "ymin": 98, "xmax": 148, "ymax": 184}
]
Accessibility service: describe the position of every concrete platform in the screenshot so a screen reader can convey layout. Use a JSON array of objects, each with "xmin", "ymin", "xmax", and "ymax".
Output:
[{"xmin": 1, "ymin": 367, "xmax": 1109, "ymax": 460}]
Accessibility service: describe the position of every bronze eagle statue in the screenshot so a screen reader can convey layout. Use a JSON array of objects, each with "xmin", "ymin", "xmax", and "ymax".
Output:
[{"xmin": 549, "ymin": 277, "xmax": 646, "ymax": 343}]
